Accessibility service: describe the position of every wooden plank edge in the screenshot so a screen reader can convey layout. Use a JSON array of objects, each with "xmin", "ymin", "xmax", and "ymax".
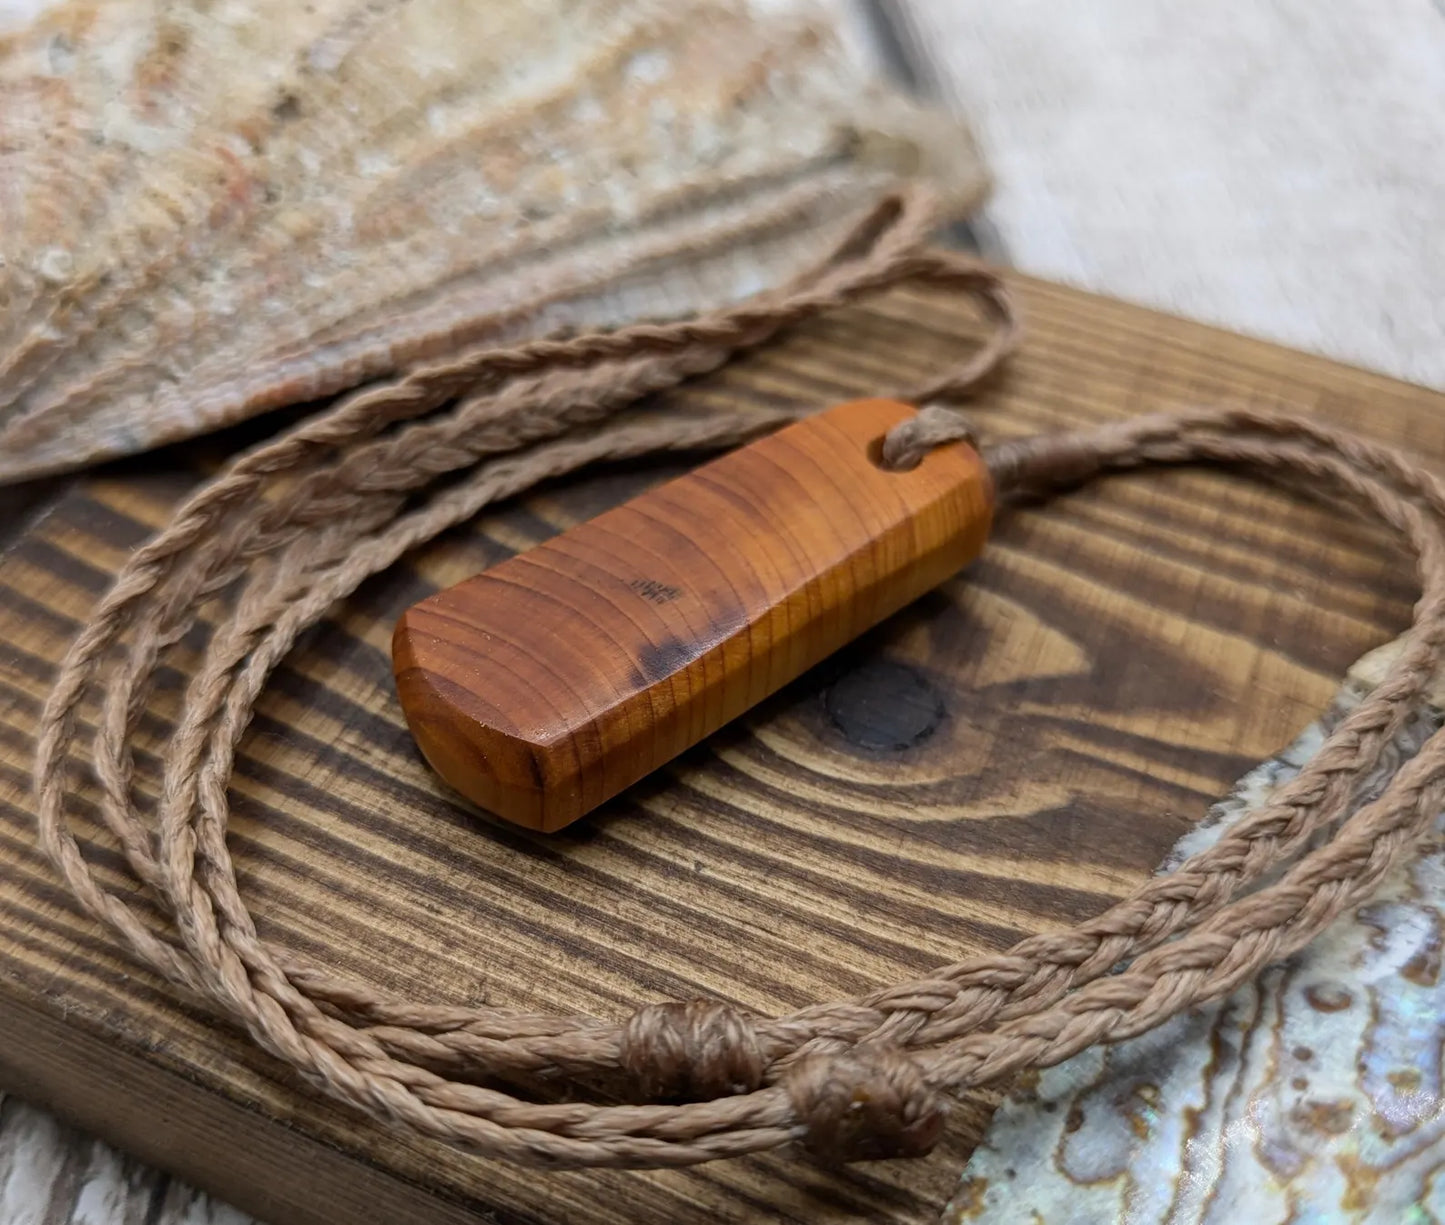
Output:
[{"xmin": 0, "ymin": 980, "xmax": 500, "ymax": 1225}]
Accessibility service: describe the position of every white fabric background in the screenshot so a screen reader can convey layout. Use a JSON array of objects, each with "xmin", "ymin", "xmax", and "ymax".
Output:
[{"xmin": 896, "ymin": 0, "xmax": 1445, "ymax": 389}]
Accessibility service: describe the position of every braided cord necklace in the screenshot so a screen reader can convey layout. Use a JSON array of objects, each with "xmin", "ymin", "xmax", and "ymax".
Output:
[{"xmin": 33, "ymin": 188, "xmax": 1445, "ymax": 1168}]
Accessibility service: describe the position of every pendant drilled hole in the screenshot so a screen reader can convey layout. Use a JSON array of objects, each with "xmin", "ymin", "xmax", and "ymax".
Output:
[{"xmin": 867, "ymin": 433, "xmax": 921, "ymax": 472}]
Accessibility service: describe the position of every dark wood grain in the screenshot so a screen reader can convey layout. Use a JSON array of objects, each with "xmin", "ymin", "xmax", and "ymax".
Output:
[
  {"xmin": 0, "ymin": 273, "xmax": 1437, "ymax": 1224},
  {"xmin": 395, "ymin": 398, "xmax": 993, "ymax": 830}
]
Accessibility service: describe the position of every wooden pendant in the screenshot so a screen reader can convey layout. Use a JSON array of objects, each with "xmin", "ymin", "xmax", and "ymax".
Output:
[{"xmin": 392, "ymin": 399, "xmax": 994, "ymax": 830}]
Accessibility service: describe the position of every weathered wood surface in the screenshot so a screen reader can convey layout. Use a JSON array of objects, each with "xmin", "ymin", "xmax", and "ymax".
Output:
[
  {"xmin": 0, "ymin": 273, "xmax": 1439, "ymax": 1224},
  {"xmin": 395, "ymin": 398, "xmax": 994, "ymax": 830}
]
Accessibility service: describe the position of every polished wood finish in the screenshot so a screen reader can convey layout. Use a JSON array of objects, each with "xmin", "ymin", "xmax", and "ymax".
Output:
[
  {"xmin": 394, "ymin": 399, "xmax": 994, "ymax": 830},
  {"xmin": 0, "ymin": 274, "xmax": 1439, "ymax": 1224}
]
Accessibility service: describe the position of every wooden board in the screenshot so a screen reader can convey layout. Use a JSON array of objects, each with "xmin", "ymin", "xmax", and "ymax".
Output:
[{"xmin": 0, "ymin": 273, "xmax": 1438, "ymax": 1225}]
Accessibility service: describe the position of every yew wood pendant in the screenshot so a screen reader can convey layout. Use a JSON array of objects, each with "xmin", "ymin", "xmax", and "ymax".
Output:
[{"xmin": 392, "ymin": 399, "xmax": 994, "ymax": 830}]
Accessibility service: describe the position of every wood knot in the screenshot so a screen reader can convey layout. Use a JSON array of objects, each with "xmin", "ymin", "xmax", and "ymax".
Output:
[
  {"xmin": 619, "ymin": 1000, "xmax": 764, "ymax": 1101},
  {"xmin": 784, "ymin": 1046, "xmax": 946, "ymax": 1163},
  {"xmin": 879, "ymin": 405, "xmax": 977, "ymax": 471}
]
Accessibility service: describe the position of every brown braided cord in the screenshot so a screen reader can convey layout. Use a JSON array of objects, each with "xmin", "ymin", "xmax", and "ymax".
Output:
[{"xmin": 31, "ymin": 184, "xmax": 1445, "ymax": 1168}]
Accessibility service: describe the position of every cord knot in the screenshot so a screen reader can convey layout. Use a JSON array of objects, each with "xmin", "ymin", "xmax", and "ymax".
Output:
[
  {"xmin": 879, "ymin": 405, "xmax": 978, "ymax": 471},
  {"xmin": 784, "ymin": 1045, "xmax": 946, "ymax": 1163},
  {"xmin": 619, "ymin": 1000, "xmax": 765, "ymax": 1101}
]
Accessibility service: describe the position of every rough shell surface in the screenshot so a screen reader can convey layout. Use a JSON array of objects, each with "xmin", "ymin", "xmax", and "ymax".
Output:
[
  {"xmin": 943, "ymin": 638, "xmax": 1445, "ymax": 1224},
  {"xmin": 0, "ymin": 0, "xmax": 987, "ymax": 482}
]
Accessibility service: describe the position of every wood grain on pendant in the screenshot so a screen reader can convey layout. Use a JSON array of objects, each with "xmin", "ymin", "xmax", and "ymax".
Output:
[{"xmin": 393, "ymin": 398, "xmax": 995, "ymax": 830}]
